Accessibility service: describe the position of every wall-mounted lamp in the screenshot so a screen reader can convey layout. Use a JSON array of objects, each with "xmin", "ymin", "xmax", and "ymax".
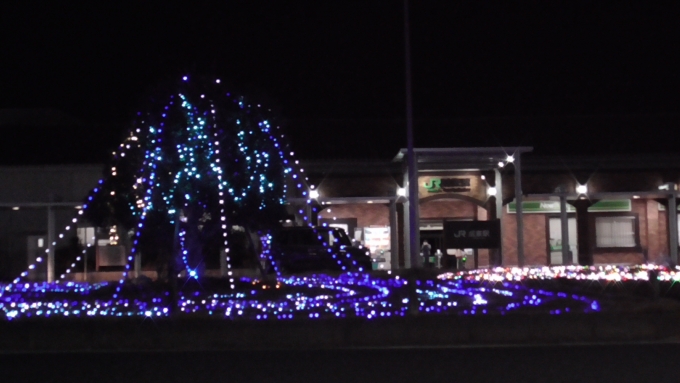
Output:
[
  {"xmin": 396, "ymin": 187, "xmax": 406, "ymax": 196},
  {"xmin": 506, "ymin": 155, "xmax": 515, "ymax": 163},
  {"xmin": 497, "ymin": 161, "xmax": 505, "ymax": 168},
  {"xmin": 487, "ymin": 186, "xmax": 497, "ymax": 196},
  {"xmin": 576, "ymin": 184, "xmax": 588, "ymax": 195},
  {"xmin": 309, "ymin": 189, "xmax": 319, "ymax": 199}
]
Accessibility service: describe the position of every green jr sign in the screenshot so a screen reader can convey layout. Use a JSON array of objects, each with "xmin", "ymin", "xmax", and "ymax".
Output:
[
  {"xmin": 423, "ymin": 178, "xmax": 442, "ymax": 193},
  {"xmin": 423, "ymin": 178, "xmax": 471, "ymax": 193}
]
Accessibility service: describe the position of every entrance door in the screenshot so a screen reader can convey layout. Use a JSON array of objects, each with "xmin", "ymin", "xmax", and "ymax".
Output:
[
  {"xmin": 423, "ymin": 219, "xmax": 477, "ymax": 269},
  {"xmin": 548, "ymin": 217, "xmax": 578, "ymax": 265}
]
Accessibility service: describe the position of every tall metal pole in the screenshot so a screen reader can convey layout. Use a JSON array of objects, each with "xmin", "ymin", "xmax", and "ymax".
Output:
[{"xmin": 404, "ymin": 0, "xmax": 419, "ymax": 268}]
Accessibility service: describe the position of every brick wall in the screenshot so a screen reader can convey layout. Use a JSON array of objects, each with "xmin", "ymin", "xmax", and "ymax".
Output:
[
  {"xmin": 420, "ymin": 199, "xmax": 475, "ymax": 219},
  {"xmin": 502, "ymin": 213, "xmax": 518, "ymax": 266},
  {"xmin": 659, "ymin": 211, "xmax": 670, "ymax": 257},
  {"xmin": 646, "ymin": 199, "xmax": 662, "ymax": 262},
  {"xmin": 317, "ymin": 203, "xmax": 390, "ymax": 227},
  {"xmin": 501, "ymin": 212, "xmax": 548, "ymax": 266},
  {"xmin": 657, "ymin": 209, "xmax": 678, "ymax": 260},
  {"xmin": 593, "ymin": 253, "xmax": 645, "ymax": 265},
  {"xmin": 476, "ymin": 205, "xmax": 490, "ymax": 268}
]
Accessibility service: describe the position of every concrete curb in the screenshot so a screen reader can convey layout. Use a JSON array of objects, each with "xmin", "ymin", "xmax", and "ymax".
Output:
[{"xmin": 1, "ymin": 311, "xmax": 680, "ymax": 352}]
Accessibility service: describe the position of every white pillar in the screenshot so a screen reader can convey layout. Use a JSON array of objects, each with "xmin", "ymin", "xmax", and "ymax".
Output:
[{"xmin": 47, "ymin": 206, "xmax": 55, "ymax": 283}]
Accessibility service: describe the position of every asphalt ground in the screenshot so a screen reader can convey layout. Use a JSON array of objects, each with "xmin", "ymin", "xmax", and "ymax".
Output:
[{"xmin": 3, "ymin": 343, "xmax": 678, "ymax": 383}]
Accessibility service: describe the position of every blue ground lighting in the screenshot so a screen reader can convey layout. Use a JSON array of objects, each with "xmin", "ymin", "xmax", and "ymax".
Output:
[{"xmin": 0, "ymin": 270, "xmax": 603, "ymax": 321}]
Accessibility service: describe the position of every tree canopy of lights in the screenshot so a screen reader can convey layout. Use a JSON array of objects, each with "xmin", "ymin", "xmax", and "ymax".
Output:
[{"xmin": 85, "ymin": 75, "xmax": 294, "ymax": 281}]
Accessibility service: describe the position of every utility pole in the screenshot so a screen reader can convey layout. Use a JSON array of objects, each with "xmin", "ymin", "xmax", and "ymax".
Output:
[{"xmin": 404, "ymin": 0, "xmax": 420, "ymax": 268}]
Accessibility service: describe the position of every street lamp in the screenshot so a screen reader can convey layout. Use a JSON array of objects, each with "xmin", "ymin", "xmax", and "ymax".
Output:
[{"xmin": 576, "ymin": 184, "xmax": 588, "ymax": 195}]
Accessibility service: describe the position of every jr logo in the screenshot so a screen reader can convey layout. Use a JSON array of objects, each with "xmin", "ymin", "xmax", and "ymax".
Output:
[
  {"xmin": 453, "ymin": 230, "xmax": 466, "ymax": 238},
  {"xmin": 424, "ymin": 178, "xmax": 442, "ymax": 193}
]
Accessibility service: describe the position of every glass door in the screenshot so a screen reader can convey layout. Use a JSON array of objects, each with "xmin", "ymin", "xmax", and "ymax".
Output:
[{"xmin": 548, "ymin": 217, "xmax": 577, "ymax": 265}]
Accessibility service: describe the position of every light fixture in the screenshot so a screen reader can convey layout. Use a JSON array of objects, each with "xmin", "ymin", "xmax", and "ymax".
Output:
[
  {"xmin": 576, "ymin": 184, "xmax": 588, "ymax": 195},
  {"xmin": 309, "ymin": 190, "xmax": 319, "ymax": 199},
  {"xmin": 633, "ymin": 195, "xmax": 640, "ymax": 199},
  {"xmin": 12, "ymin": 207, "xmax": 19, "ymax": 210},
  {"xmin": 75, "ymin": 205, "xmax": 82, "ymax": 209},
  {"xmin": 480, "ymin": 175, "xmax": 485, "ymax": 180},
  {"xmin": 506, "ymin": 155, "xmax": 515, "ymax": 163},
  {"xmin": 397, "ymin": 187, "xmax": 406, "ymax": 196},
  {"xmin": 498, "ymin": 161, "xmax": 505, "ymax": 168},
  {"xmin": 487, "ymin": 187, "xmax": 497, "ymax": 196},
  {"xmin": 367, "ymin": 201, "xmax": 373, "ymax": 204}
]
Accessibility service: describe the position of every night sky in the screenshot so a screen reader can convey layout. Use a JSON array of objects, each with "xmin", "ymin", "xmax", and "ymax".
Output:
[{"xmin": 1, "ymin": 1, "xmax": 680, "ymax": 164}]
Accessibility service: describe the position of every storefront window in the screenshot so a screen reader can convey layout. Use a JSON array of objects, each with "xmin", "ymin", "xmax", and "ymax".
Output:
[
  {"xmin": 595, "ymin": 216, "xmax": 636, "ymax": 248},
  {"xmin": 77, "ymin": 227, "xmax": 96, "ymax": 247}
]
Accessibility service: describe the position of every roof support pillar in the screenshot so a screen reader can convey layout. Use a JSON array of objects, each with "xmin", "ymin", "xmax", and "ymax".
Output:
[
  {"xmin": 560, "ymin": 194, "xmax": 571, "ymax": 264},
  {"xmin": 494, "ymin": 168, "xmax": 503, "ymax": 266},
  {"xmin": 667, "ymin": 183, "xmax": 678, "ymax": 264},
  {"xmin": 514, "ymin": 154, "xmax": 524, "ymax": 266}
]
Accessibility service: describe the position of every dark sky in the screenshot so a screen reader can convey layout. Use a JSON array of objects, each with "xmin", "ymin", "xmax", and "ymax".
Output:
[{"xmin": 1, "ymin": 1, "xmax": 680, "ymax": 164}]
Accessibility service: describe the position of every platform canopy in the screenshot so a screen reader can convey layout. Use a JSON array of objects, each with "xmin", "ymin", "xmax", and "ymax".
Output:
[{"xmin": 393, "ymin": 147, "xmax": 534, "ymax": 171}]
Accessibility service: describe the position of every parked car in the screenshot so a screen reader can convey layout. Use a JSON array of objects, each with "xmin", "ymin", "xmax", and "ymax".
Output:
[{"xmin": 266, "ymin": 226, "xmax": 372, "ymax": 273}]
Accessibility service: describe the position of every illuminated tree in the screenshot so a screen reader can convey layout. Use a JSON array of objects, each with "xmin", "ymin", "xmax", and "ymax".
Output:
[{"xmin": 86, "ymin": 75, "xmax": 296, "ymax": 285}]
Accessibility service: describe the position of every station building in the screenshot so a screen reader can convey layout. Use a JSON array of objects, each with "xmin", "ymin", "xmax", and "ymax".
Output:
[
  {"xmin": 291, "ymin": 148, "xmax": 680, "ymax": 271},
  {"xmin": 1, "ymin": 147, "xmax": 680, "ymax": 281}
]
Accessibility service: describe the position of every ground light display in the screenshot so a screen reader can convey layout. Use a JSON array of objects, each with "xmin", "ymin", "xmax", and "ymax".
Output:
[{"xmin": 3, "ymin": 264, "xmax": 680, "ymax": 320}]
